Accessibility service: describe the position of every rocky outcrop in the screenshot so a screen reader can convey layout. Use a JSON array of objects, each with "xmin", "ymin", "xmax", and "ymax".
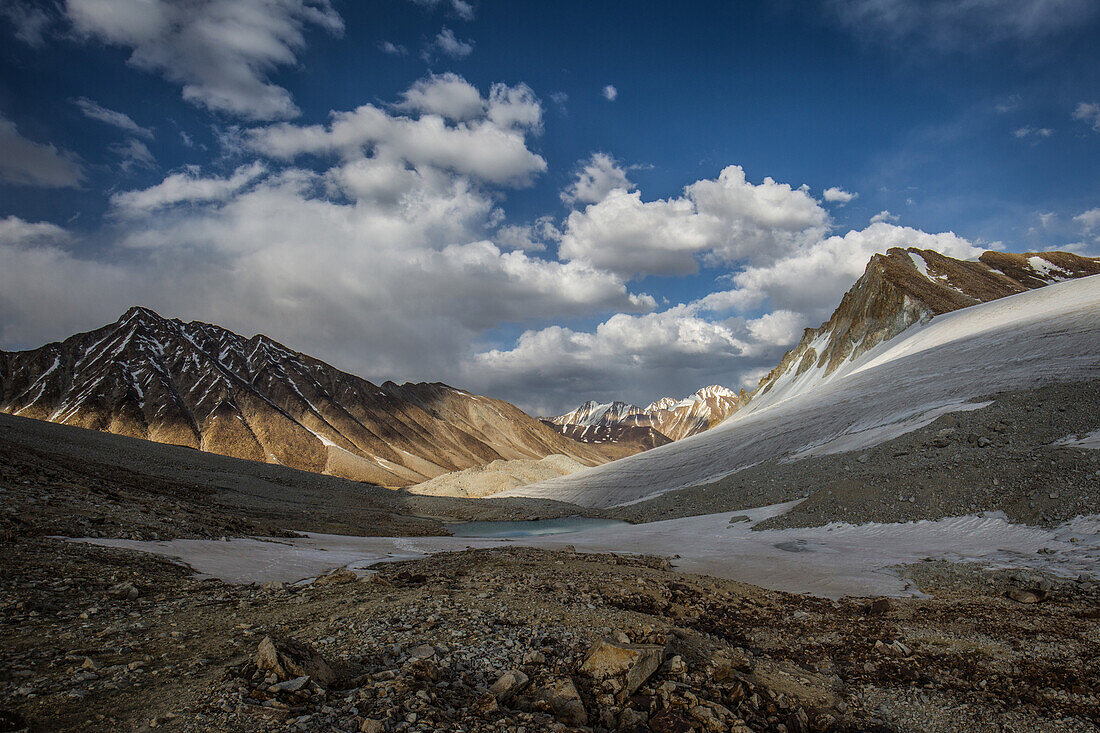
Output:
[
  {"xmin": 750, "ymin": 249, "xmax": 1100, "ymax": 407},
  {"xmin": 0, "ymin": 307, "xmax": 615, "ymax": 487}
]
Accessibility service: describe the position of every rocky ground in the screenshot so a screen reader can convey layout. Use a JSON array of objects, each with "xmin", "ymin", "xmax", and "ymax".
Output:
[
  {"xmin": 613, "ymin": 380, "xmax": 1100, "ymax": 529},
  {"xmin": 2, "ymin": 538, "xmax": 1098, "ymax": 732}
]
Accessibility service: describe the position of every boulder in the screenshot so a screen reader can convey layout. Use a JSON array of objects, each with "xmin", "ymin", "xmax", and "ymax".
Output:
[
  {"xmin": 256, "ymin": 635, "xmax": 335, "ymax": 686},
  {"xmin": 531, "ymin": 677, "xmax": 587, "ymax": 727},
  {"xmin": 490, "ymin": 669, "xmax": 529, "ymax": 697},
  {"xmin": 313, "ymin": 568, "xmax": 357, "ymax": 586},
  {"xmin": 580, "ymin": 638, "xmax": 665, "ymax": 699}
]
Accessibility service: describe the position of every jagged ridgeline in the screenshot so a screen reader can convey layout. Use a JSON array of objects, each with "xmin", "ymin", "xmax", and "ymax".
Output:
[{"xmin": 0, "ymin": 308, "xmax": 618, "ymax": 487}]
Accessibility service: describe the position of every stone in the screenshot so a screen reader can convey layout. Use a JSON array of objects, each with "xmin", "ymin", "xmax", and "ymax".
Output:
[
  {"xmin": 1006, "ymin": 588, "xmax": 1042, "ymax": 604},
  {"xmin": 313, "ymin": 568, "xmax": 357, "ymax": 586},
  {"xmin": 579, "ymin": 638, "xmax": 665, "ymax": 698},
  {"xmin": 864, "ymin": 599, "xmax": 891, "ymax": 616},
  {"xmin": 490, "ymin": 669, "xmax": 529, "ymax": 697},
  {"xmin": 532, "ymin": 677, "xmax": 587, "ymax": 727},
  {"xmin": 663, "ymin": 655, "xmax": 687, "ymax": 675},
  {"xmin": 107, "ymin": 582, "xmax": 139, "ymax": 601},
  {"xmin": 727, "ymin": 515, "xmax": 752, "ymax": 524},
  {"xmin": 619, "ymin": 707, "xmax": 649, "ymax": 729},
  {"xmin": 407, "ymin": 644, "xmax": 436, "ymax": 660},
  {"xmin": 270, "ymin": 675, "xmax": 311, "ymax": 693},
  {"xmin": 358, "ymin": 719, "xmax": 383, "ymax": 733},
  {"xmin": 256, "ymin": 635, "xmax": 336, "ymax": 686}
]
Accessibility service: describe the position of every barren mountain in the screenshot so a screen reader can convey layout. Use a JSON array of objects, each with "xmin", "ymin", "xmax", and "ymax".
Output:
[
  {"xmin": 750, "ymin": 248, "xmax": 1100, "ymax": 408},
  {"xmin": 0, "ymin": 307, "xmax": 615, "ymax": 487}
]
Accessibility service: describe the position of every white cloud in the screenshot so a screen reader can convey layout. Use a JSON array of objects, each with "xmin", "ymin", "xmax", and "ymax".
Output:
[
  {"xmin": 1075, "ymin": 208, "xmax": 1100, "ymax": 232},
  {"xmin": 559, "ymin": 165, "xmax": 829, "ymax": 278},
  {"xmin": 828, "ymin": 0, "xmax": 1099, "ymax": 47},
  {"xmin": 561, "ymin": 153, "xmax": 635, "ymax": 205},
  {"xmin": 0, "ymin": 115, "xmax": 84, "ymax": 188},
  {"xmin": 395, "ymin": 73, "xmax": 484, "ymax": 120},
  {"xmin": 431, "ymin": 27, "xmax": 473, "ymax": 58},
  {"xmin": 1013, "ymin": 126, "xmax": 1053, "ymax": 139},
  {"xmin": 379, "ymin": 40, "xmax": 407, "ymax": 56},
  {"xmin": 823, "ymin": 186, "xmax": 857, "ymax": 204},
  {"xmin": 1, "ymin": 1, "xmax": 52, "ymax": 47},
  {"xmin": 723, "ymin": 222, "xmax": 985, "ymax": 318},
  {"xmin": 65, "ymin": 0, "xmax": 344, "ymax": 120},
  {"xmin": 870, "ymin": 210, "xmax": 899, "ymax": 224},
  {"xmin": 602, "ymin": 84, "xmax": 618, "ymax": 101},
  {"xmin": 110, "ymin": 162, "xmax": 267, "ymax": 215},
  {"xmin": 246, "ymin": 76, "xmax": 546, "ymax": 186},
  {"xmin": 1073, "ymin": 102, "xmax": 1100, "ymax": 132},
  {"xmin": 109, "ymin": 137, "xmax": 156, "ymax": 172},
  {"xmin": 72, "ymin": 97, "xmax": 153, "ymax": 138}
]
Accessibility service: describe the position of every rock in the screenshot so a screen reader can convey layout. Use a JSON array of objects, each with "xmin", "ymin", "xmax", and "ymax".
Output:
[
  {"xmin": 490, "ymin": 669, "xmax": 529, "ymax": 697},
  {"xmin": 107, "ymin": 582, "xmax": 139, "ymax": 601},
  {"xmin": 256, "ymin": 635, "xmax": 336, "ymax": 686},
  {"xmin": 81, "ymin": 657, "xmax": 98, "ymax": 670},
  {"xmin": 313, "ymin": 567, "xmax": 357, "ymax": 586},
  {"xmin": 407, "ymin": 644, "xmax": 436, "ymax": 660},
  {"xmin": 649, "ymin": 711, "xmax": 695, "ymax": 733},
  {"xmin": 874, "ymin": 639, "xmax": 911, "ymax": 657},
  {"xmin": 708, "ymin": 649, "xmax": 752, "ymax": 680},
  {"xmin": 857, "ymin": 454, "xmax": 870, "ymax": 463},
  {"xmin": 472, "ymin": 691, "xmax": 498, "ymax": 715},
  {"xmin": 358, "ymin": 720, "xmax": 383, "ymax": 733},
  {"xmin": 531, "ymin": 677, "xmax": 587, "ymax": 727},
  {"xmin": 1006, "ymin": 588, "xmax": 1042, "ymax": 604},
  {"xmin": 728, "ymin": 515, "xmax": 752, "ymax": 524},
  {"xmin": 663, "ymin": 655, "xmax": 687, "ymax": 675},
  {"xmin": 864, "ymin": 598, "xmax": 891, "ymax": 616},
  {"xmin": 270, "ymin": 675, "xmax": 311, "ymax": 693},
  {"xmin": 522, "ymin": 650, "xmax": 545, "ymax": 665},
  {"xmin": 619, "ymin": 708, "xmax": 649, "ymax": 728},
  {"xmin": 580, "ymin": 638, "xmax": 665, "ymax": 699}
]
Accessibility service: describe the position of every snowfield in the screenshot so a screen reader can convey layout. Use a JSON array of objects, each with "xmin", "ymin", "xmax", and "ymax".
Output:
[
  {"xmin": 499, "ymin": 275, "xmax": 1100, "ymax": 508},
  {"xmin": 76, "ymin": 505, "xmax": 1100, "ymax": 598}
]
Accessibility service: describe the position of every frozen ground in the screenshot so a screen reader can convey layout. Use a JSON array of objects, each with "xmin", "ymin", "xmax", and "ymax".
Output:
[
  {"xmin": 498, "ymin": 275, "xmax": 1100, "ymax": 508},
  {"xmin": 75, "ymin": 504, "xmax": 1100, "ymax": 599}
]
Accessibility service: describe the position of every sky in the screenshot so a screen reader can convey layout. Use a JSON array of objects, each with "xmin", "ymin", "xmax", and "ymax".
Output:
[{"xmin": 1, "ymin": 0, "xmax": 1098, "ymax": 416}]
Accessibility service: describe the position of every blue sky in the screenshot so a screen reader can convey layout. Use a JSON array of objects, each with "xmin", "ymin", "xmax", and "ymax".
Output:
[{"xmin": 1, "ymin": 0, "xmax": 1098, "ymax": 414}]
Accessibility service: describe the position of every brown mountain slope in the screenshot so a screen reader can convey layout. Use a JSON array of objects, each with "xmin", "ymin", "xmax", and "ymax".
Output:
[
  {"xmin": 0, "ymin": 307, "xmax": 616, "ymax": 487},
  {"xmin": 751, "ymin": 248, "xmax": 1100, "ymax": 405}
]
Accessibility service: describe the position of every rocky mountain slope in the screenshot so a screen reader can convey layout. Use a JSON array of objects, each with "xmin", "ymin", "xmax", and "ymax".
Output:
[
  {"xmin": 749, "ymin": 248, "xmax": 1100, "ymax": 409},
  {"xmin": 0, "ymin": 307, "xmax": 615, "ymax": 487},
  {"xmin": 547, "ymin": 385, "xmax": 746, "ymax": 445}
]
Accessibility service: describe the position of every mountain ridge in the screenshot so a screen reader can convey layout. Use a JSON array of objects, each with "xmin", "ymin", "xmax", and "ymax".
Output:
[{"xmin": 0, "ymin": 306, "xmax": 617, "ymax": 487}]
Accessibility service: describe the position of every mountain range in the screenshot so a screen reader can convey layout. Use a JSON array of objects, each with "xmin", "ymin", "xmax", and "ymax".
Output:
[{"xmin": 0, "ymin": 307, "xmax": 615, "ymax": 487}]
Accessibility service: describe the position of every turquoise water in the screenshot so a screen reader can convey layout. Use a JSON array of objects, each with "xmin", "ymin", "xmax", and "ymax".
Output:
[{"xmin": 447, "ymin": 517, "xmax": 628, "ymax": 538}]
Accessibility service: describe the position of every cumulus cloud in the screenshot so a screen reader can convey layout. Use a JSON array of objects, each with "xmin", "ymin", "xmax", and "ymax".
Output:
[
  {"xmin": 561, "ymin": 153, "xmax": 635, "ymax": 206},
  {"xmin": 602, "ymin": 84, "xmax": 618, "ymax": 101},
  {"xmin": 429, "ymin": 27, "xmax": 473, "ymax": 58},
  {"xmin": 65, "ymin": 0, "xmax": 344, "ymax": 120},
  {"xmin": 246, "ymin": 76, "xmax": 546, "ymax": 186},
  {"xmin": 827, "ymin": 0, "xmax": 1099, "ymax": 48},
  {"xmin": 0, "ymin": 115, "xmax": 84, "ymax": 188},
  {"xmin": 379, "ymin": 40, "xmax": 407, "ymax": 55},
  {"xmin": 559, "ymin": 165, "xmax": 829, "ymax": 278},
  {"xmin": 1074, "ymin": 102, "xmax": 1100, "ymax": 132},
  {"xmin": 1075, "ymin": 208, "xmax": 1100, "ymax": 232},
  {"xmin": 823, "ymin": 186, "xmax": 857, "ymax": 204},
  {"xmin": 73, "ymin": 97, "xmax": 153, "ymax": 138},
  {"xmin": 870, "ymin": 210, "xmax": 899, "ymax": 224},
  {"xmin": 721, "ymin": 222, "xmax": 985, "ymax": 318}
]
